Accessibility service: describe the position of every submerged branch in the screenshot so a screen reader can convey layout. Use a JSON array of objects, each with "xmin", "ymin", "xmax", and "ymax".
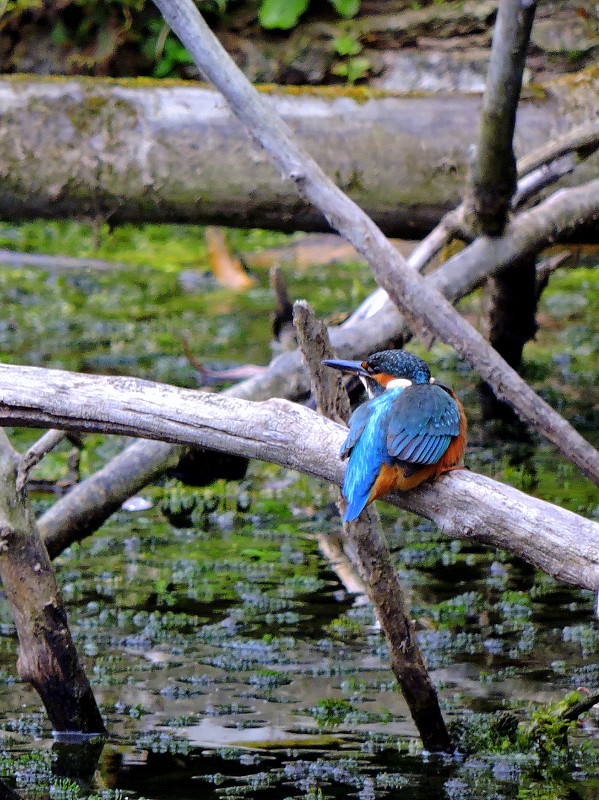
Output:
[
  {"xmin": 294, "ymin": 300, "xmax": 452, "ymax": 752},
  {"xmin": 0, "ymin": 429, "xmax": 105, "ymax": 733}
]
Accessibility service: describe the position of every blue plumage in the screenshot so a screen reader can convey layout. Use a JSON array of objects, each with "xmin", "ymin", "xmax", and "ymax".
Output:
[
  {"xmin": 341, "ymin": 383, "xmax": 460, "ymax": 522},
  {"xmin": 342, "ymin": 388, "xmax": 399, "ymax": 522}
]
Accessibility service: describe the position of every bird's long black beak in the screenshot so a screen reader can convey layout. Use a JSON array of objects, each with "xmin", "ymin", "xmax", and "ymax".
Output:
[{"xmin": 321, "ymin": 359, "xmax": 370, "ymax": 378}]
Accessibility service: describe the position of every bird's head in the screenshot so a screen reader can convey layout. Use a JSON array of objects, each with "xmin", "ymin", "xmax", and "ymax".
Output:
[{"xmin": 322, "ymin": 349, "xmax": 431, "ymax": 399}]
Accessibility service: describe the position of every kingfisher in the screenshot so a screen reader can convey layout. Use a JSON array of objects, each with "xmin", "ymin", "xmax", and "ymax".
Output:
[{"xmin": 322, "ymin": 350, "xmax": 467, "ymax": 522}]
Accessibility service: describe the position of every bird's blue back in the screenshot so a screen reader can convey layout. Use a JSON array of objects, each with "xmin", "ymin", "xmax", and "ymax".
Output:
[{"xmin": 341, "ymin": 383, "xmax": 460, "ymax": 522}]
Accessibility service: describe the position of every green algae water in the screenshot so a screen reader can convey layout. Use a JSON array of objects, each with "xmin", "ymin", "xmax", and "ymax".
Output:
[{"xmin": 0, "ymin": 221, "xmax": 597, "ymax": 799}]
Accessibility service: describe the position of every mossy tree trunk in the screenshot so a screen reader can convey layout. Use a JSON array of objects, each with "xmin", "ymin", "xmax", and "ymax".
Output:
[{"xmin": 479, "ymin": 254, "xmax": 539, "ymax": 426}]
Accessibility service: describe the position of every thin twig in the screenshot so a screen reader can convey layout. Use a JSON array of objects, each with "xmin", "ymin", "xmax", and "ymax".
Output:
[
  {"xmin": 517, "ymin": 119, "xmax": 599, "ymax": 177},
  {"xmin": 512, "ymin": 155, "xmax": 575, "ymax": 209},
  {"xmin": 0, "ymin": 250, "xmax": 128, "ymax": 271},
  {"xmin": 16, "ymin": 430, "xmax": 67, "ymax": 493},
  {"xmin": 535, "ymin": 251, "xmax": 571, "ymax": 301},
  {"xmin": 351, "ymin": 210, "xmax": 462, "ymax": 322}
]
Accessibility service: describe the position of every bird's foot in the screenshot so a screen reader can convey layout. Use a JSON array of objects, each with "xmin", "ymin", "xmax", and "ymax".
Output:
[{"xmin": 439, "ymin": 464, "xmax": 468, "ymax": 475}]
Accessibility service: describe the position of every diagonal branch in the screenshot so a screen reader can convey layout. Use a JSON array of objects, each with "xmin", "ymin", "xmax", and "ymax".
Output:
[
  {"xmin": 34, "ymin": 174, "xmax": 599, "ymax": 556},
  {"xmin": 516, "ymin": 120, "xmax": 599, "ymax": 177},
  {"xmin": 352, "ymin": 124, "xmax": 599, "ymax": 321},
  {"xmin": 16, "ymin": 429, "xmax": 67, "ymax": 492},
  {"xmin": 151, "ymin": 0, "xmax": 599, "ymax": 485},
  {"xmin": 0, "ymin": 429, "xmax": 105, "ymax": 733}
]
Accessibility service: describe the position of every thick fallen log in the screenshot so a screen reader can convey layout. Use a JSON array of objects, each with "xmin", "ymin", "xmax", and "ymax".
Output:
[
  {"xmin": 0, "ymin": 75, "xmax": 596, "ymax": 238},
  {"xmin": 0, "ymin": 363, "xmax": 598, "ymax": 590}
]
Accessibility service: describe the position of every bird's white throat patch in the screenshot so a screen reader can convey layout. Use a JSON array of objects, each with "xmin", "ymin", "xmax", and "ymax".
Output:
[{"xmin": 385, "ymin": 378, "xmax": 412, "ymax": 390}]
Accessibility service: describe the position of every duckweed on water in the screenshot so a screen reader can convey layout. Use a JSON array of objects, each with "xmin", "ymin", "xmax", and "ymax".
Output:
[{"xmin": 0, "ymin": 222, "xmax": 596, "ymax": 798}]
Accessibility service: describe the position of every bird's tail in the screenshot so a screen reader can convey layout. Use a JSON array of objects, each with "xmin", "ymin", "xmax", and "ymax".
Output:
[{"xmin": 342, "ymin": 453, "xmax": 380, "ymax": 523}]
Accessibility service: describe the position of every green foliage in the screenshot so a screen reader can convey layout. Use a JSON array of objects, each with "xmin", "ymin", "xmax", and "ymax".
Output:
[
  {"xmin": 258, "ymin": 0, "xmax": 310, "ymax": 29},
  {"xmin": 309, "ymin": 698, "xmax": 392, "ymax": 728},
  {"xmin": 451, "ymin": 692, "xmax": 589, "ymax": 766},
  {"xmin": 449, "ymin": 711, "xmax": 520, "ymax": 755},
  {"xmin": 330, "ymin": 29, "xmax": 370, "ymax": 83},
  {"xmin": 311, "ymin": 698, "xmax": 357, "ymax": 728},
  {"xmin": 330, "ymin": 0, "xmax": 360, "ymax": 16},
  {"xmin": 258, "ymin": 0, "xmax": 360, "ymax": 30},
  {"xmin": 518, "ymin": 700, "xmax": 577, "ymax": 760},
  {"xmin": 143, "ymin": 21, "xmax": 195, "ymax": 78},
  {"xmin": 332, "ymin": 33, "xmax": 362, "ymax": 57}
]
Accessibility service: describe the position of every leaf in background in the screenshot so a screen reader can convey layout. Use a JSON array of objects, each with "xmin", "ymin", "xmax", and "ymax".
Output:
[
  {"xmin": 333, "ymin": 33, "xmax": 362, "ymax": 56},
  {"xmin": 329, "ymin": 0, "xmax": 360, "ymax": 19},
  {"xmin": 258, "ymin": 0, "xmax": 310, "ymax": 30}
]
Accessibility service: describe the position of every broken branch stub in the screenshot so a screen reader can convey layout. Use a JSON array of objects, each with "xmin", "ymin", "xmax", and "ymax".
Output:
[{"xmin": 0, "ymin": 430, "xmax": 105, "ymax": 734}]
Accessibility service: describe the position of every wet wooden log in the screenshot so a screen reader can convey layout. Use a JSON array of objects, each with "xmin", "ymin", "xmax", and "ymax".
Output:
[
  {"xmin": 0, "ymin": 430, "xmax": 105, "ymax": 734},
  {"xmin": 0, "ymin": 75, "xmax": 596, "ymax": 239},
  {"xmin": 0, "ymin": 363, "xmax": 598, "ymax": 591}
]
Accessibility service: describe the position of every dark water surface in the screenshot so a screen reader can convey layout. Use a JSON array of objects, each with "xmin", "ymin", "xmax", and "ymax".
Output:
[{"xmin": 0, "ymin": 223, "xmax": 597, "ymax": 799}]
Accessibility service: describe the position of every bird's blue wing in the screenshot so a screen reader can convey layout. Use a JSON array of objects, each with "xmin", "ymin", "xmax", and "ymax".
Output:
[
  {"xmin": 340, "ymin": 400, "xmax": 376, "ymax": 459},
  {"xmin": 386, "ymin": 384, "xmax": 460, "ymax": 466}
]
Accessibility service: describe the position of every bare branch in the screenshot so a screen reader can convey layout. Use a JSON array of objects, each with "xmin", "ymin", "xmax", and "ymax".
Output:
[
  {"xmin": 0, "ymin": 429, "xmax": 105, "ymax": 733},
  {"xmin": 466, "ymin": 0, "xmax": 537, "ymax": 234},
  {"xmin": 352, "ymin": 128, "xmax": 596, "ymax": 324},
  {"xmin": 517, "ymin": 119, "xmax": 599, "ymax": 177},
  {"xmin": 512, "ymin": 155, "xmax": 575, "ymax": 209},
  {"xmin": 34, "ymin": 171, "xmax": 599, "ymax": 556},
  {"xmin": 293, "ymin": 301, "xmax": 350, "ymax": 424},
  {"xmin": 0, "ymin": 363, "xmax": 598, "ymax": 590},
  {"xmin": 535, "ymin": 251, "xmax": 571, "ymax": 300},
  {"xmin": 16, "ymin": 430, "xmax": 67, "ymax": 493},
  {"xmin": 0, "ymin": 250, "xmax": 127, "ymax": 272},
  {"xmin": 352, "ymin": 211, "xmax": 462, "ymax": 323}
]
